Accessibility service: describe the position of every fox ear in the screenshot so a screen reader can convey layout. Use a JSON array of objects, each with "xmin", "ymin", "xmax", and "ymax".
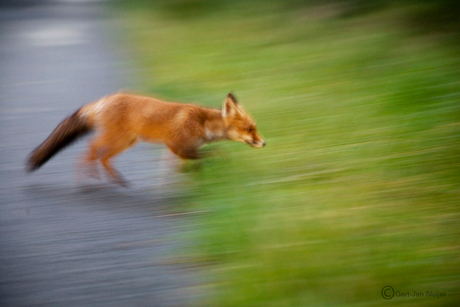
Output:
[{"xmin": 222, "ymin": 93, "xmax": 238, "ymax": 118}]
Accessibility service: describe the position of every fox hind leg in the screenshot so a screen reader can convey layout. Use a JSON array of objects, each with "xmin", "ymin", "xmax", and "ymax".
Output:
[
  {"xmin": 100, "ymin": 157, "xmax": 130, "ymax": 187},
  {"xmin": 79, "ymin": 139, "xmax": 102, "ymax": 180},
  {"xmin": 88, "ymin": 133, "xmax": 137, "ymax": 187},
  {"xmin": 75, "ymin": 138, "xmax": 101, "ymax": 184}
]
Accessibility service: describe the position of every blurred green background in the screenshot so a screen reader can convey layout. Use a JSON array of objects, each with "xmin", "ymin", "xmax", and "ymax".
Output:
[{"xmin": 116, "ymin": 0, "xmax": 459, "ymax": 305}]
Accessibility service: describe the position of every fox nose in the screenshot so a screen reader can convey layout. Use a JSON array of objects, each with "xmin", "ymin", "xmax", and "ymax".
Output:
[{"xmin": 262, "ymin": 141, "xmax": 266, "ymax": 147}]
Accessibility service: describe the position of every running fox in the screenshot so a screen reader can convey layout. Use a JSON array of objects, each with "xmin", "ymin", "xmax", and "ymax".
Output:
[{"xmin": 26, "ymin": 93, "xmax": 265, "ymax": 186}]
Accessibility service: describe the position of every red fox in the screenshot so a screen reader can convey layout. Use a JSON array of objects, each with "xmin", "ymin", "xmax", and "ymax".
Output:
[{"xmin": 26, "ymin": 93, "xmax": 265, "ymax": 186}]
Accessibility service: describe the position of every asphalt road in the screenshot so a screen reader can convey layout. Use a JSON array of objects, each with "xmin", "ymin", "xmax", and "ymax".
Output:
[{"xmin": 0, "ymin": 2, "xmax": 200, "ymax": 306}]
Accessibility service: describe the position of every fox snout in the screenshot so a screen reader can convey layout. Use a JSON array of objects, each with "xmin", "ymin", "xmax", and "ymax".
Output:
[
  {"xmin": 246, "ymin": 138, "xmax": 266, "ymax": 148},
  {"xmin": 231, "ymin": 126, "xmax": 265, "ymax": 148},
  {"xmin": 245, "ymin": 127, "xmax": 265, "ymax": 148}
]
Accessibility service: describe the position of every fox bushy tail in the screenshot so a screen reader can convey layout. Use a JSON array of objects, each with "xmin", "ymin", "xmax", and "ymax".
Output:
[{"xmin": 26, "ymin": 108, "xmax": 93, "ymax": 172}]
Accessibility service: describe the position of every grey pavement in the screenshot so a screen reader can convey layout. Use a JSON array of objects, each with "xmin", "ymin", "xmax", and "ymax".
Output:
[{"xmin": 0, "ymin": 1, "xmax": 200, "ymax": 306}]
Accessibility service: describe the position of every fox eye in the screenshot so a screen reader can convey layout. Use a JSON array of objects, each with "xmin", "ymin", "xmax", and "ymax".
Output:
[{"xmin": 246, "ymin": 127, "xmax": 254, "ymax": 133}]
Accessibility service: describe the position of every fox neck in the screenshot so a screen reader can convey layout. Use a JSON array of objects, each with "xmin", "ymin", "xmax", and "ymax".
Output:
[{"xmin": 203, "ymin": 109, "xmax": 228, "ymax": 143}]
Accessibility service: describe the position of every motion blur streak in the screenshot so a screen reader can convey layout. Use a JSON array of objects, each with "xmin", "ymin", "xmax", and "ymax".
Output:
[
  {"xmin": 0, "ymin": 1, "xmax": 201, "ymax": 306},
  {"xmin": 117, "ymin": 0, "xmax": 460, "ymax": 306}
]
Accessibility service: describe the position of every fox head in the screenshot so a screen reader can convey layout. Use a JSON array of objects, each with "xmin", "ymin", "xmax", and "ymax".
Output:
[{"xmin": 222, "ymin": 93, "xmax": 265, "ymax": 148}]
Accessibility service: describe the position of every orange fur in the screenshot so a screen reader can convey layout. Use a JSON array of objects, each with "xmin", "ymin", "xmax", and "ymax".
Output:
[{"xmin": 27, "ymin": 93, "xmax": 265, "ymax": 186}]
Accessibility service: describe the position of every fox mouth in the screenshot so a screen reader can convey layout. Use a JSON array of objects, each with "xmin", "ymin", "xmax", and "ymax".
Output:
[{"xmin": 245, "ymin": 140, "xmax": 266, "ymax": 148}]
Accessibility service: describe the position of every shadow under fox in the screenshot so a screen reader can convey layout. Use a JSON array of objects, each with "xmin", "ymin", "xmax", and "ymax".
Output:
[{"xmin": 26, "ymin": 93, "xmax": 265, "ymax": 186}]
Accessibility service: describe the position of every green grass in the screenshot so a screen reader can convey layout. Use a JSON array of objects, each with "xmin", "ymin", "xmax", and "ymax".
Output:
[{"xmin": 117, "ymin": 1, "xmax": 460, "ymax": 305}]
